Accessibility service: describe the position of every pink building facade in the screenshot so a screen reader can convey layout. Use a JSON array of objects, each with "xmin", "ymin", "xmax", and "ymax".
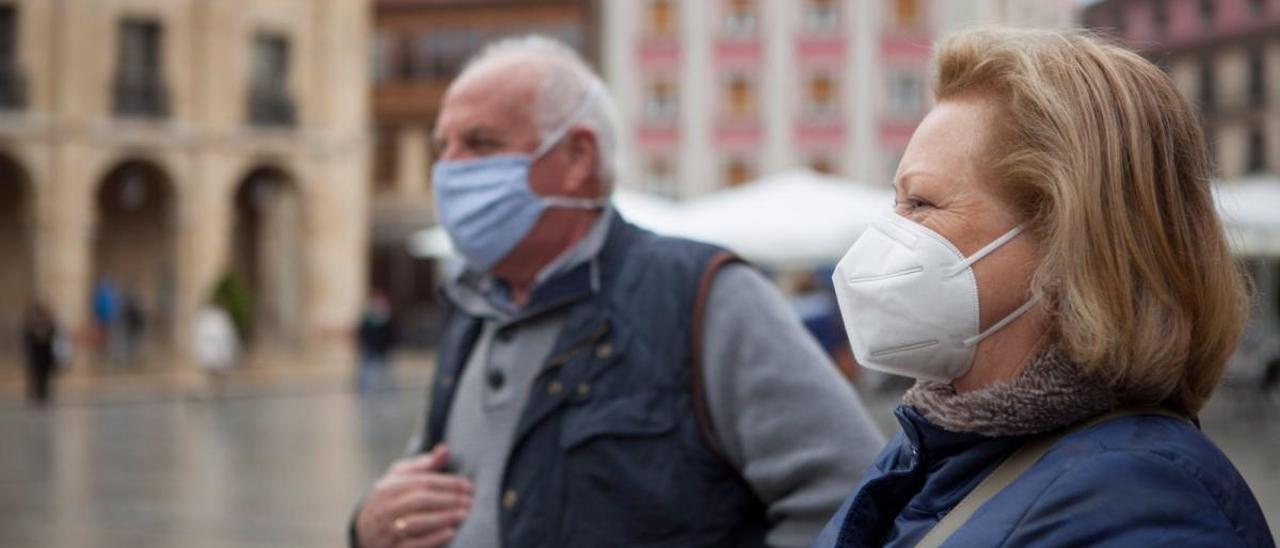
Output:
[{"xmin": 604, "ymin": 0, "xmax": 1077, "ymax": 197}]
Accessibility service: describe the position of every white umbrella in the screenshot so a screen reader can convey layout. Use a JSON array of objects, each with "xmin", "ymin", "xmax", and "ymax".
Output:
[
  {"xmin": 677, "ymin": 169, "xmax": 895, "ymax": 268},
  {"xmin": 610, "ymin": 188, "xmax": 684, "ymax": 234},
  {"xmin": 1213, "ymin": 176, "xmax": 1280, "ymax": 257}
]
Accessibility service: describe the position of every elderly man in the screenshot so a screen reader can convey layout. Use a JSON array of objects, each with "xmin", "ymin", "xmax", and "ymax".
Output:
[{"xmin": 351, "ymin": 36, "xmax": 883, "ymax": 548}]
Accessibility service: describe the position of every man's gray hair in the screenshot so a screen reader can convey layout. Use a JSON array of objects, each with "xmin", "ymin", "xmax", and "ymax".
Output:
[{"xmin": 461, "ymin": 35, "xmax": 621, "ymax": 193}]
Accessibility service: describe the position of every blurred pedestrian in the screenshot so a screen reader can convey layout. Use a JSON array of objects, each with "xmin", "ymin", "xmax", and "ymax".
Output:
[
  {"xmin": 22, "ymin": 301, "xmax": 61, "ymax": 406},
  {"xmin": 355, "ymin": 290, "xmax": 396, "ymax": 394},
  {"xmin": 192, "ymin": 299, "xmax": 240, "ymax": 393},
  {"xmin": 122, "ymin": 290, "xmax": 145, "ymax": 363},
  {"xmin": 91, "ymin": 278, "xmax": 119, "ymax": 361},
  {"xmin": 349, "ymin": 35, "xmax": 883, "ymax": 548},
  {"xmin": 789, "ymin": 272, "xmax": 858, "ymax": 380},
  {"xmin": 815, "ymin": 28, "xmax": 1271, "ymax": 546}
]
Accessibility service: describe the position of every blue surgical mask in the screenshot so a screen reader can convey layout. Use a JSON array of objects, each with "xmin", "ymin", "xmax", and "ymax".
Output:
[{"xmin": 432, "ymin": 92, "xmax": 605, "ymax": 271}]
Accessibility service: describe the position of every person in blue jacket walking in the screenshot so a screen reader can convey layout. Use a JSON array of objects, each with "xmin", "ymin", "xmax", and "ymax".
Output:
[{"xmin": 817, "ymin": 28, "xmax": 1274, "ymax": 547}]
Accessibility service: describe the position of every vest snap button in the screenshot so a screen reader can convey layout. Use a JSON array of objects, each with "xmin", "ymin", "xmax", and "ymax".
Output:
[
  {"xmin": 547, "ymin": 381, "xmax": 563, "ymax": 396},
  {"xmin": 595, "ymin": 343, "xmax": 613, "ymax": 359},
  {"xmin": 576, "ymin": 382, "xmax": 591, "ymax": 397},
  {"xmin": 502, "ymin": 489, "xmax": 519, "ymax": 509},
  {"xmin": 487, "ymin": 370, "xmax": 505, "ymax": 390}
]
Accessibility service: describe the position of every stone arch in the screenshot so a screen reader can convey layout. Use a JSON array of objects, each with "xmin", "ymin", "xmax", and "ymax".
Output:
[
  {"xmin": 0, "ymin": 149, "xmax": 33, "ymax": 363},
  {"xmin": 226, "ymin": 164, "xmax": 304, "ymax": 351},
  {"xmin": 92, "ymin": 158, "xmax": 177, "ymax": 365}
]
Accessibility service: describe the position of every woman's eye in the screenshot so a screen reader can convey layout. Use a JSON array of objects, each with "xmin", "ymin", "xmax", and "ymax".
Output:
[{"xmin": 895, "ymin": 196, "xmax": 931, "ymax": 211}]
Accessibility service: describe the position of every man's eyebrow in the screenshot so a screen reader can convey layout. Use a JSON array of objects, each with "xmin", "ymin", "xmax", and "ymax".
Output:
[
  {"xmin": 431, "ymin": 126, "xmax": 508, "ymax": 156},
  {"xmin": 464, "ymin": 125, "xmax": 502, "ymax": 139},
  {"xmin": 436, "ymin": 125, "xmax": 503, "ymax": 142}
]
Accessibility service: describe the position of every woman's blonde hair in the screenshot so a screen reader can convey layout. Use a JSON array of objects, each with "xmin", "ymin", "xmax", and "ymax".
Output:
[{"xmin": 933, "ymin": 28, "xmax": 1248, "ymax": 414}]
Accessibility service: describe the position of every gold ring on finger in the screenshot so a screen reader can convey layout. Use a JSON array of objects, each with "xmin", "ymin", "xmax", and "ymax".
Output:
[{"xmin": 393, "ymin": 516, "xmax": 408, "ymax": 538}]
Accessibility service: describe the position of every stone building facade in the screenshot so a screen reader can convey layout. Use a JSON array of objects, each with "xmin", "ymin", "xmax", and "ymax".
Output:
[
  {"xmin": 1084, "ymin": 0, "xmax": 1279, "ymax": 178},
  {"xmin": 0, "ymin": 0, "xmax": 369, "ymax": 368}
]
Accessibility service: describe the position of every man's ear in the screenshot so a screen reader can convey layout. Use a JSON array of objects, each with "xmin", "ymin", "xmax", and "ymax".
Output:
[{"xmin": 563, "ymin": 127, "xmax": 600, "ymax": 196}]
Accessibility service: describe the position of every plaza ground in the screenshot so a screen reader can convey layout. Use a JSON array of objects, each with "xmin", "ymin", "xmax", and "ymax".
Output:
[{"xmin": 0, "ymin": 360, "xmax": 1276, "ymax": 547}]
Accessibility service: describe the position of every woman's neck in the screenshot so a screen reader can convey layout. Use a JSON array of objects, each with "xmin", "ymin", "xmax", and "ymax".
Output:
[{"xmin": 953, "ymin": 304, "xmax": 1049, "ymax": 393}]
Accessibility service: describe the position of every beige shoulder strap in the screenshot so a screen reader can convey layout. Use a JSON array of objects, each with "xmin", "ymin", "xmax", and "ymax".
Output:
[{"xmin": 914, "ymin": 407, "xmax": 1187, "ymax": 548}]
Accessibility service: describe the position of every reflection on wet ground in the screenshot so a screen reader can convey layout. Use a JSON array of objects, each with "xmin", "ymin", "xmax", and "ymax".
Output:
[
  {"xmin": 0, "ymin": 388, "xmax": 423, "ymax": 548},
  {"xmin": 0, "ymin": 381, "xmax": 1276, "ymax": 547}
]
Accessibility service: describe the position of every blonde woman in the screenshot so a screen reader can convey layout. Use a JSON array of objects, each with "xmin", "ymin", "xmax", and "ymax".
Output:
[{"xmin": 816, "ymin": 29, "xmax": 1272, "ymax": 546}]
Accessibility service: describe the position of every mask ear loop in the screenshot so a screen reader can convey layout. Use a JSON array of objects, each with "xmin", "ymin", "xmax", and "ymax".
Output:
[
  {"xmin": 962, "ymin": 297, "xmax": 1038, "ymax": 347},
  {"xmin": 532, "ymin": 87, "xmax": 601, "ymax": 159},
  {"xmin": 530, "ymin": 86, "xmax": 610, "ymax": 210},
  {"xmin": 945, "ymin": 225, "xmax": 1025, "ymax": 278},
  {"xmin": 541, "ymin": 196, "xmax": 605, "ymax": 209},
  {"xmin": 941, "ymin": 224, "xmax": 1035, "ymax": 347}
]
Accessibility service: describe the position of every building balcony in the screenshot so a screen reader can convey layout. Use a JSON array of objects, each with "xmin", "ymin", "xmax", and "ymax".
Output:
[
  {"xmin": 0, "ymin": 62, "xmax": 26, "ymax": 110},
  {"xmin": 248, "ymin": 89, "xmax": 297, "ymax": 128},
  {"xmin": 113, "ymin": 77, "xmax": 169, "ymax": 119}
]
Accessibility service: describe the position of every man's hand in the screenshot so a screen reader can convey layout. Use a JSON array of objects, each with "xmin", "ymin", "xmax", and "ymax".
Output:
[{"xmin": 356, "ymin": 445, "xmax": 473, "ymax": 548}]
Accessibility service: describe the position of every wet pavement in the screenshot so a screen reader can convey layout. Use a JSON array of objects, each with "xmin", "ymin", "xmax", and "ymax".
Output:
[
  {"xmin": 0, "ymin": 385, "xmax": 425, "ymax": 548},
  {"xmin": 0, "ymin": 374, "xmax": 1276, "ymax": 547}
]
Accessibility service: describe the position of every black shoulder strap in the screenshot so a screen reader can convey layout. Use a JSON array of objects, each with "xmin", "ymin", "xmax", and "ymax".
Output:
[{"xmin": 689, "ymin": 251, "xmax": 744, "ymax": 466}]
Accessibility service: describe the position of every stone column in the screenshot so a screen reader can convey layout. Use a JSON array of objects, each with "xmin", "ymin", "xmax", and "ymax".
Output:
[{"xmin": 395, "ymin": 125, "xmax": 430, "ymax": 198}]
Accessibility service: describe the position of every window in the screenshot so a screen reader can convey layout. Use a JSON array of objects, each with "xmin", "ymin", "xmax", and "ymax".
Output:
[
  {"xmin": 1083, "ymin": 8, "xmax": 1108, "ymax": 30},
  {"xmin": 724, "ymin": 157, "xmax": 753, "ymax": 187},
  {"xmin": 1198, "ymin": 0, "xmax": 1215, "ymax": 28},
  {"xmin": 115, "ymin": 18, "xmax": 167, "ymax": 118},
  {"xmin": 645, "ymin": 156, "xmax": 677, "ymax": 197},
  {"xmin": 722, "ymin": 0, "xmax": 757, "ymax": 37},
  {"xmin": 724, "ymin": 73, "xmax": 755, "ymax": 120},
  {"xmin": 1114, "ymin": 5, "xmax": 1128, "ymax": 36},
  {"xmin": 1247, "ymin": 126, "xmax": 1266, "ymax": 173},
  {"xmin": 396, "ymin": 34, "xmax": 413, "ymax": 80},
  {"xmin": 546, "ymin": 24, "xmax": 584, "ymax": 50},
  {"xmin": 1198, "ymin": 57, "xmax": 1216, "ymax": 112},
  {"xmin": 1248, "ymin": 47, "xmax": 1266, "ymax": 108},
  {"xmin": 1152, "ymin": 0, "xmax": 1168, "ymax": 36},
  {"xmin": 370, "ymin": 32, "xmax": 391, "ymax": 83},
  {"xmin": 809, "ymin": 155, "xmax": 836, "ymax": 175},
  {"xmin": 887, "ymin": 70, "xmax": 923, "ymax": 117},
  {"xmin": 644, "ymin": 78, "xmax": 677, "ymax": 122},
  {"xmin": 805, "ymin": 72, "xmax": 838, "ymax": 116},
  {"xmin": 893, "ymin": 0, "xmax": 920, "ymax": 29},
  {"xmin": 412, "ymin": 30, "xmax": 478, "ymax": 80},
  {"xmin": 251, "ymin": 34, "xmax": 288, "ymax": 94},
  {"xmin": 0, "ymin": 6, "xmax": 13, "ymax": 60},
  {"xmin": 805, "ymin": 0, "xmax": 840, "ymax": 33},
  {"xmin": 248, "ymin": 33, "xmax": 294, "ymax": 126},
  {"xmin": 648, "ymin": 0, "xmax": 676, "ymax": 38},
  {"xmin": 886, "ymin": 151, "xmax": 905, "ymax": 179},
  {"xmin": 0, "ymin": 5, "xmax": 23, "ymax": 109},
  {"xmin": 374, "ymin": 125, "xmax": 399, "ymax": 189}
]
